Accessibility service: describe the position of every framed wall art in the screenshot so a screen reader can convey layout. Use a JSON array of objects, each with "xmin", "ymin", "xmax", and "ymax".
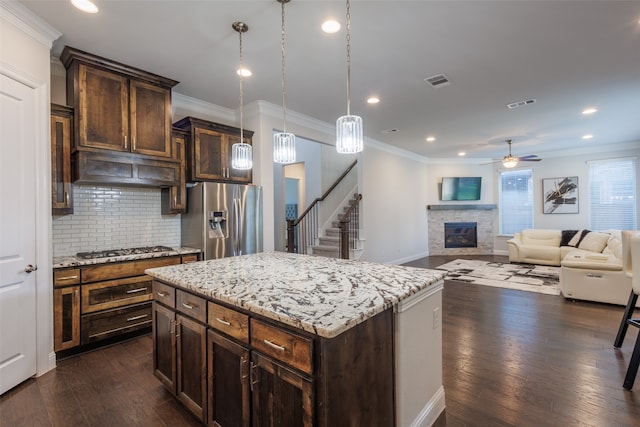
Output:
[{"xmin": 543, "ymin": 176, "xmax": 579, "ymax": 214}]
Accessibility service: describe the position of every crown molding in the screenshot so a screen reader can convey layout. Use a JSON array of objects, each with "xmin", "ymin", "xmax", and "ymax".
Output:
[
  {"xmin": 1, "ymin": 1, "xmax": 61, "ymax": 47},
  {"xmin": 172, "ymin": 92, "xmax": 235, "ymax": 124}
]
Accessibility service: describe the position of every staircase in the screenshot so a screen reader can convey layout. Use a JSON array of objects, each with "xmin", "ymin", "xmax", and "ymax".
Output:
[{"xmin": 311, "ymin": 194, "xmax": 364, "ymax": 259}]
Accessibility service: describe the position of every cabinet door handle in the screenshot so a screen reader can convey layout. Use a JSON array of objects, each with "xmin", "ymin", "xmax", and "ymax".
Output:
[
  {"xmin": 124, "ymin": 135, "xmax": 128, "ymax": 149},
  {"xmin": 250, "ymin": 362, "xmax": 258, "ymax": 391},
  {"xmin": 126, "ymin": 287, "xmax": 148, "ymax": 294},
  {"xmin": 132, "ymin": 136, "xmax": 136, "ymax": 151},
  {"xmin": 215, "ymin": 317, "xmax": 231, "ymax": 326},
  {"xmin": 126, "ymin": 314, "xmax": 148, "ymax": 322},
  {"xmin": 74, "ymin": 288, "xmax": 79, "ymax": 304},
  {"xmin": 240, "ymin": 357, "xmax": 248, "ymax": 384},
  {"xmin": 263, "ymin": 339, "xmax": 286, "ymax": 352},
  {"xmin": 173, "ymin": 195, "xmax": 177, "ymax": 207},
  {"xmin": 169, "ymin": 319, "xmax": 174, "ymax": 334},
  {"xmin": 181, "ymin": 302, "xmax": 195, "ymax": 310},
  {"xmin": 156, "ymin": 291, "xmax": 168, "ymax": 298},
  {"xmin": 175, "ymin": 320, "xmax": 181, "ymax": 338},
  {"xmin": 64, "ymin": 191, "xmax": 70, "ymax": 206}
]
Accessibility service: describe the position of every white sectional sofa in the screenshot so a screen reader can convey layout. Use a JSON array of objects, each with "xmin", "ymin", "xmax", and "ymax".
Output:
[{"xmin": 508, "ymin": 229, "xmax": 638, "ymax": 306}]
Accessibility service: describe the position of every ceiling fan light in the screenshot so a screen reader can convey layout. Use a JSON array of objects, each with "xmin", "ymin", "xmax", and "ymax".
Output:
[
  {"xmin": 502, "ymin": 156, "xmax": 519, "ymax": 168},
  {"xmin": 336, "ymin": 114, "xmax": 363, "ymax": 153},
  {"xmin": 274, "ymin": 132, "xmax": 296, "ymax": 163}
]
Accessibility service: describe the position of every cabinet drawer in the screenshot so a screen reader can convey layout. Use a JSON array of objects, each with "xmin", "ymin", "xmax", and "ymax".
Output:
[
  {"xmin": 176, "ymin": 290, "xmax": 206, "ymax": 323},
  {"xmin": 81, "ymin": 275, "xmax": 153, "ymax": 314},
  {"xmin": 81, "ymin": 302, "xmax": 151, "ymax": 344},
  {"xmin": 208, "ymin": 302, "xmax": 249, "ymax": 343},
  {"xmin": 53, "ymin": 268, "xmax": 81, "ymax": 287},
  {"xmin": 81, "ymin": 256, "xmax": 180, "ymax": 283},
  {"xmin": 181, "ymin": 254, "xmax": 199, "ymax": 264},
  {"xmin": 250, "ymin": 319, "xmax": 313, "ymax": 375},
  {"xmin": 153, "ymin": 281, "xmax": 175, "ymax": 308}
]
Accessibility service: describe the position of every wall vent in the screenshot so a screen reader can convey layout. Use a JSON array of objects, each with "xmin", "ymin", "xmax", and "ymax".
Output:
[
  {"xmin": 507, "ymin": 99, "xmax": 536, "ymax": 109},
  {"xmin": 424, "ymin": 74, "xmax": 450, "ymax": 88}
]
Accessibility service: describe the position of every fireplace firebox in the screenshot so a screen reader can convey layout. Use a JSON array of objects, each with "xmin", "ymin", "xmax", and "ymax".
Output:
[{"xmin": 444, "ymin": 222, "xmax": 477, "ymax": 248}]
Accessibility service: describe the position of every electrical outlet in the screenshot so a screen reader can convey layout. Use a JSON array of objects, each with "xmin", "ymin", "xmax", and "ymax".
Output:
[{"xmin": 433, "ymin": 307, "xmax": 440, "ymax": 329}]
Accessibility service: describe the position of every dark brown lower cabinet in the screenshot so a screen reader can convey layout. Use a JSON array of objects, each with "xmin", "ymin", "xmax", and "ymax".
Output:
[
  {"xmin": 176, "ymin": 313, "xmax": 207, "ymax": 422},
  {"xmin": 53, "ymin": 286, "xmax": 80, "ymax": 351},
  {"xmin": 208, "ymin": 330, "xmax": 250, "ymax": 427},
  {"xmin": 251, "ymin": 352, "xmax": 313, "ymax": 427},
  {"xmin": 152, "ymin": 301, "xmax": 176, "ymax": 392}
]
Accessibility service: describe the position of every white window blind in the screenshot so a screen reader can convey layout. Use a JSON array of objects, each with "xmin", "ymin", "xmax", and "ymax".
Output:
[
  {"xmin": 500, "ymin": 169, "xmax": 534, "ymax": 235},
  {"xmin": 589, "ymin": 158, "xmax": 637, "ymax": 230}
]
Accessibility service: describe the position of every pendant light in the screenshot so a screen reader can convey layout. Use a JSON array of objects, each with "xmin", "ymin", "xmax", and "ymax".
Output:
[
  {"xmin": 336, "ymin": 0, "xmax": 363, "ymax": 154},
  {"xmin": 273, "ymin": 0, "xmax": 296, "ymax": 164},
  {"xmin": 231, "ymin": 21, "xmax": 253, "ymax": 170}
]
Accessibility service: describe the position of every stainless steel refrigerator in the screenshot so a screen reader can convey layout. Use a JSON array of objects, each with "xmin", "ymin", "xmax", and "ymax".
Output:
[{"xmin": 181, "ymin": 182, "xmax": 263, "ymax": 260}]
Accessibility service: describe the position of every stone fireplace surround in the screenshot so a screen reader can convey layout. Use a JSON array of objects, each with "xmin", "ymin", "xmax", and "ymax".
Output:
[{"xmin": 427, "ymin": 205, "xmax": 496, "ymax": 255}]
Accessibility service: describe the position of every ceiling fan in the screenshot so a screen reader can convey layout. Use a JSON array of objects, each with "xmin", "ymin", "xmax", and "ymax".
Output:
[{"xmin": 488, "ymin": 139, "xmax": 542, "ymax": 168}]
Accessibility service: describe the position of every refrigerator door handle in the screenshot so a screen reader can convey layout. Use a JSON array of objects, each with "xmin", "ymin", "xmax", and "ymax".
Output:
[{"xmin": 235, "ymin": 197, "xmax": 243, "ymax": 255}]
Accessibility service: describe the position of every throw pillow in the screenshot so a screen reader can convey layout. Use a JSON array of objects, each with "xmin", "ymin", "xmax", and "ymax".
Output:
[
  {"xmin": 567, "ymin": 229, "xmax": 590, "ymax": 247},
  {"xmin": 561, "ymin": 230, "xmax": 579, "ymax": 246},
  {"xmin": 577, "ymin": 231, "xmax": 610, "ymax": 253}
]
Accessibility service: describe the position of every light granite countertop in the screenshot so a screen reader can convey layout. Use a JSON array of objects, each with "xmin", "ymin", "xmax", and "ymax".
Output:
[
  {"xmin": 145, "ymin": 251, "xmax": 445, "ymax": 338},
  {"xmin": 52, "ymin": 247, "xmax": 201, "ymax": 269}
]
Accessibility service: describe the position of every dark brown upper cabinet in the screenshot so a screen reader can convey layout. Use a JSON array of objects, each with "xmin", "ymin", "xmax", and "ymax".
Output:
[
  {"xmin": 173, "ymin": 116, "xmax": 253, "ymax": 184},
  {"xmin": 61, "ymin": 46, "xmax": 178, "ymax": 159},
  {"xmin": 51, "ymin": 104, "xmax": 74, "ymax": 215},
  {"xmin": 161, "ymin": 128, "xmax": 188, "ymax": 214}
]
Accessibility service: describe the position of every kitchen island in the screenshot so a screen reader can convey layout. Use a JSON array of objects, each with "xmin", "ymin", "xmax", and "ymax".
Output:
[{"xmin": 146, "ymin": 251, "xmax": 446, "ymax": 426}]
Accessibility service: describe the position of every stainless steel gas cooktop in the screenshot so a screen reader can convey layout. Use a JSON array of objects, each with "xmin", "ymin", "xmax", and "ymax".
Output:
[{"xmin": 76, "ymin": 246, "xmax": 174, "ymax": 260}]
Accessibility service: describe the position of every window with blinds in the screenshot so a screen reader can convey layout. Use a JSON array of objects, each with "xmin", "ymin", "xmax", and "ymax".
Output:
[
  {"xmin": 588, "ymin": 158, "xmax": 637, "ymax": 230},
  {"xmin": 499, "ymin": 169, "xmax": 534, "ymax": 235}
]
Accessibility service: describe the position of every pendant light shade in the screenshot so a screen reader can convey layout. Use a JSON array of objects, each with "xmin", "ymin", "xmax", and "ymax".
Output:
[
  {"xmin": 336, "ymin": 0, "xmax": 363, "ymax": 154},
  {"xmin": 273, "ymin": 0, "xmax": 296, "ymax": 164},
  {"xmin": 231, "ymin": 21, "xmax": 252, "ymax": 170}
]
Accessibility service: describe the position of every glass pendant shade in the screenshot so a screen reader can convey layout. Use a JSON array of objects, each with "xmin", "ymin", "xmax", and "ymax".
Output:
[
  {"xmin": 232, "ymin": 141, "xmax": 252, "ymax": 170},
  {"xmin": 336, "ymin": 114, "xmax": 363, "ymax": 154},
  {"xmin": 502, "ymin": 156, "xmax": 519, "ymax": 168},
  {"xmin": 273, "ymin": 132, "xmax": 296, "ymax": 163}
]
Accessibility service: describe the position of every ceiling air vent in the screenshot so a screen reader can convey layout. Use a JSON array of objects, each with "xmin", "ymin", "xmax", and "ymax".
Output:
[
  {"xmin": 507, "ymin": 98, "xmax": 536, "ymax": 109},
  {"xmin": 424, "ymin": 74, "xmax": 450, "ymax": 88}
]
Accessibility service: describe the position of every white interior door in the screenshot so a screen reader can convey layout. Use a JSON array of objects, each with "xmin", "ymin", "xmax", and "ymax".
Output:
[{"xmin": 0, "ymin": 73, "xmax": 38, "ymax": 394}]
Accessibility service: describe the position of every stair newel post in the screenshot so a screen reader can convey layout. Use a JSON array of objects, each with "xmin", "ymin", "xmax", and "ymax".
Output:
[
  {"xmin": 339, "ymin": 219, "xmax": 350, "ymax": 259},
  {"xmin": 287, "ymin": 219, "xmax": 295, "ymax": 253}
]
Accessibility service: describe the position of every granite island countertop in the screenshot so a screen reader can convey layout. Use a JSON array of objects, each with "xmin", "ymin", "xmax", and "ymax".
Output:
[
  {"xmin": 52, "ymin": 247, "xmax": 201, "ymax": 269},
  {"xmin": 145, "ymin": 251, "xmax": 445, "ymax": 338}
]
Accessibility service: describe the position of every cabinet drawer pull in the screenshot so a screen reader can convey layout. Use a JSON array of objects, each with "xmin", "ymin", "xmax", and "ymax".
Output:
[
  {"xmin": 215, "ymin": 317, "xmax": 231, "ymax": 326},
  {"xmin": 263, "ymin": 339, "xmax": 286, "ymax": 352},
  {"xmin": 126, "ymin": 314, "xmax": 148, "ymax": 322},
  {"xmin": 182, "ymin": 302, "xmax": 196, "ymax": 310},
  {"xmin": 126, "ymin": 287, "xmax": 148, "ymax": 294},
  {"xmin": 156, "ymin": 291, "xmax": 168, "ymax": 297},
  {"xmin": 57, "ymin": 275, "xmax": 78, "ymax": 281}
]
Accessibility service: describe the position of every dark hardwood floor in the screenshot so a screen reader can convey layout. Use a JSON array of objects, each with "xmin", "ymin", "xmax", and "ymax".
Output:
[{"xmin": 2, "ymin": 255, "xmax": 639, "ymax": 426}]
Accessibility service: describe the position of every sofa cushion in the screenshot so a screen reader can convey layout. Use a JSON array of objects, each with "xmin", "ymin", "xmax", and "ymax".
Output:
[
  {"xmin": 577, "ymin": 231, "xmax": 610, "ymax": 253},
  {"xmin": 521, "ymin": 229, "xmax": 562, "ymax": 247},
  {"xmin": 567, "ymin": 229, "xmax": 590, "ymax": 247}
]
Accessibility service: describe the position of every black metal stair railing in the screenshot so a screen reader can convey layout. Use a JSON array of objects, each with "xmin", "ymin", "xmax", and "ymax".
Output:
[{"xmin": 287, "ymin": 160, "xmax": 358, "ymax": 256}]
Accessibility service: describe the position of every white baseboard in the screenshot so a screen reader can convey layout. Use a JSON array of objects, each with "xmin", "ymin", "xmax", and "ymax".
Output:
[
  {"xmin": 388, "ymin": 251, "xmax": 430, "ymax": 265},
  {"xmin": 410, "ymin": 385, "xmax": 446, "ymax": 427},
  {"xmin": 494, "ymin": 249, "xmax": 508, "ymax": 256}
]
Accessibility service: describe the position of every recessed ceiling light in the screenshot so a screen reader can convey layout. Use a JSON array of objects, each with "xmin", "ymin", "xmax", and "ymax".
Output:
[
  {"xmin": 582, "ymin": 107, "xmax": 598, "ymax": 115},
  {"xmin": 321, "ymin": 20, "xmax": 341, "ymax": 33},
  {"xmin": 458, "ymin": 152, "xmax": 466, "ymax": 157},
  {"xmin": 71, "ymin": 0, "xmax": 98, "ymax": 13},
  {"xmin": 367, "ymin": 96, "xmax": 380, "ymax": 104},
  {"xmin": 236, "ymin": 67, "xmax": 252, "ymax": 77},
  {"xmin": 582, "ymin": 134, "xmax": 594, "ymax": 140},
  {"xmin": 426, "ymin": 136, "xmax": 436, "ymax": 142}
]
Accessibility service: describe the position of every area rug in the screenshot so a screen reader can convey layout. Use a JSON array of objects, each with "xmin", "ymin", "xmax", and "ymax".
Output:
[{"xmin": 436, "ymin": 259, "xmax": 561, "ymax": 296}]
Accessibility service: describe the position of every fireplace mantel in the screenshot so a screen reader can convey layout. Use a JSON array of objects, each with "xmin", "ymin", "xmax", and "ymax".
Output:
[{"xmin": 427, "ymin": 204, "xmax": 497, "ymax": 211}]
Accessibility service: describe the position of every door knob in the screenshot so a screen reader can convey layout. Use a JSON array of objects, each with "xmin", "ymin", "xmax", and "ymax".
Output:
[{"xmin": 23, "ymin": 264, "xmax": 38, "ymax": 273}]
